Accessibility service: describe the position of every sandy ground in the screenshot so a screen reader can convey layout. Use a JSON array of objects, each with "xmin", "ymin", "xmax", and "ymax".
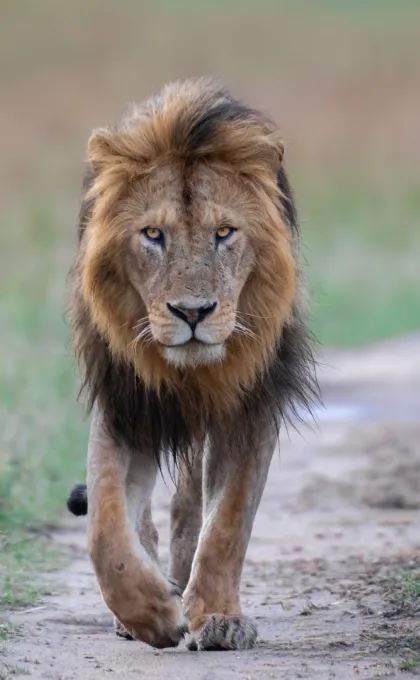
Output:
[{"xmin": 5, "ymin": 335, "xmax": 420, "ymax": 679}]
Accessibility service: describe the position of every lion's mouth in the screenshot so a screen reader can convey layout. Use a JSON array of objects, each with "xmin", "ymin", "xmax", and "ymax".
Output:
[
  {"xmin": 161, "ymin": 339, "xmax": 223, "ymax": 349},
  {"xmin": 161, "ymin": 341, "xmax": 226, "ymax": 368}
]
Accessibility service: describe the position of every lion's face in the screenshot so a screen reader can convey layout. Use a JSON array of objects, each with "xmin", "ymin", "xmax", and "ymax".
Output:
[
  {"xmin": 125, "ymin": 163, "xmax": 256, "ymax": 368},
  {"xmin": 79, "ymin": 80, "xmax": 298, "ymax": 394}
]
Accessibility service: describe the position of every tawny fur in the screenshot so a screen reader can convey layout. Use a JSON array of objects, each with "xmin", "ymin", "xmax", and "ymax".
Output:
[{"xmin": 67, "ymin": 78, "xmax": 318, "ymax": 651}]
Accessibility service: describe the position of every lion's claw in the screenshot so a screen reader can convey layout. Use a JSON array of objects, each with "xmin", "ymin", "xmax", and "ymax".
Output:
[{"xmin": 186, "ymin": 614, "xmax": 258, "ymax": 651}]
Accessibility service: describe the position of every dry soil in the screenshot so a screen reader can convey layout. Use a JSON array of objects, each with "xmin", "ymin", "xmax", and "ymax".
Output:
[{"xmin": 5, "ymin": 335, "xmax": 420, "ymax": 679}]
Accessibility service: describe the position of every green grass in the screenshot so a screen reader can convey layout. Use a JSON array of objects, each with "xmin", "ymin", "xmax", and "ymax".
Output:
[
  {"xmin": 401, "ymin": 658, "xmax": 420, "ymax": 674},
  {"xmin": 0, "ymin": 535, "xmax": 58, "ymax": 610},
  {"xmin": 0, "ymin": 623, "xmax": 21, "ymax": 644},
  {"xmin": 374, "ymin": 569, "xmax": 420, "ymax": 673},
  {"xmin": 397, "ymin": 572, "xmax": 420, "ymax": 616},
  {"xmin": 0, "ymin": 206, "xmax": 88, "ymax": 628},
  {"xmin": 0, "ymin": 624, "xmax": 27, "ymax": 679},
  {"xmin": 0, "ymin": 662, "xmax": 30, "ymax": 679},
  {"xmin": 401, "ymin": 572, "xmax": 420, "ymax": 598},
  {"xmin": 303, "ymin": 182, "xmax": 420, "ymax": 346},
  {"xmin": 365, "ymin": 567, "xmax": 420, "ymax": 674},
  {"xmin": 380, "ymin": 569, "xmax": 420, "ymax": 619}
]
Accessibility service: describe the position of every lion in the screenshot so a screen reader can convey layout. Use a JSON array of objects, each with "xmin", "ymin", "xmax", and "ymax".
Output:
[{"xmin": 66, "ymin": 77, "xmax": 318, "ymax": 651}]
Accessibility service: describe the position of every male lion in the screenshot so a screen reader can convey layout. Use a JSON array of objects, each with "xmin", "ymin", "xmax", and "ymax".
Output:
[{"xmin": 66, "ymin": 78, "xmax": 318, "ymax": 651}]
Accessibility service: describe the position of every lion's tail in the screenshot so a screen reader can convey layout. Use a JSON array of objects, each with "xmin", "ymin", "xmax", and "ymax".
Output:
[{"xmin": 67, "ymin": 483, "xmax": 88, "ymax": 516}]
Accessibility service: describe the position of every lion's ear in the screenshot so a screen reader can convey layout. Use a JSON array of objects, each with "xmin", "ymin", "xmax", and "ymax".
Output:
[
  {"xmin": 87, "ymin": 127, "xmax": 115, "ymax": 173},
  {"xmin": 276, "ymin": 138, "xmax": 285, "ymax": 166},
  {"xmin": 271, "ymin": 133, "xmax": 284, "ymax": 168},
  {"xmin": 265, "ymin": 132, "xmax": 285, "ymax": 174}
]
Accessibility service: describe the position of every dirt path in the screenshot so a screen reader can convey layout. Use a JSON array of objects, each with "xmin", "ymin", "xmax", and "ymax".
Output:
[{"xmin": 6, "ymin": 336, "xmax": 420, "ymax": 679}]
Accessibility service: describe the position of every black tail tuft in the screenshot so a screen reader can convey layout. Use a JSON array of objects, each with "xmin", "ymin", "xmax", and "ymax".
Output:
[{"xmin": 67, "ymin": 483, "xmax": 88, "ymax": 516}]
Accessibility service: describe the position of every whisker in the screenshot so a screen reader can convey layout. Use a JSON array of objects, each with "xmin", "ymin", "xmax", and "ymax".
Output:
[
  {"xmin": 133, "ymin": 316, "xmax": 150, "ymax": 330},
  {"xmin": 129, "ymin": 324, "xmax": 154, "ymax": 349},
  {"xmin": 236, "ymin": 311, "xmax": 273, "ymax": 320},
  {"xmin": 233, "ymin": 321, "xmax": 262, "ymax": 346},
  {"xmin": 143, "ymin": 335, "xmax": 155, "ymax": 347},
  {"xmin": 235, "ymin": 321, "xmax": 256, "ymax": 337}
]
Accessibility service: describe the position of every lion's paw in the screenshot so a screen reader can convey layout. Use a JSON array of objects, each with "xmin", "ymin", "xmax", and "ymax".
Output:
[
  {"xmin": 186, "ymin": 614, "xmax": 258, "ymax": 651},
  {"xmin": 104, "ymin": 573, "xmax": 187, "ymax": 648}
]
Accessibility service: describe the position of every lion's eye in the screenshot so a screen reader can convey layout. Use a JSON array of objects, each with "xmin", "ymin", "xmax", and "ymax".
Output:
[
  {"xmin": 142, "ymin": 227, "xmax": 164, "ymax": 244},
  {"xmin": 216, "ymin": 226, "xmax": 236, "ymax": 242}
]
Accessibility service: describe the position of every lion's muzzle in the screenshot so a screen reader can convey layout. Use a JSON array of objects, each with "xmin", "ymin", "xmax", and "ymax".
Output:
[{"xmin": 166, "ymin": 299, "xmax": 217, "ymax": 332}]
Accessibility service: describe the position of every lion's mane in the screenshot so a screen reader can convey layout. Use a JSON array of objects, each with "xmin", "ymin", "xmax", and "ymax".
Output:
[{"xmin": 69, "ymin": 79, "xmax": 318, "ymax": 463}]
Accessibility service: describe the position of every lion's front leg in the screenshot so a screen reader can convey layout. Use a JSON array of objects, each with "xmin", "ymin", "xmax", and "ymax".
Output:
[
  {"xmin": 87, "ymin": 406, "xmax": 186, "ymax": 648},
  {"xmin": 169, "ymin": 454, "xmax": 203, "ymax": 591},
  {"xmin": 183, "ymin": 430, "xmax": 276, "ymax": 651},
  {"xmin": 114, "ymin": 500, "xmax": 160, "ymax": 639}
]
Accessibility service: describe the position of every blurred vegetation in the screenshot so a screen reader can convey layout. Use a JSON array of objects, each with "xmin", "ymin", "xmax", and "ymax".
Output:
[{"xmin": 0, "ymin": 0, "xmax": 419, "ymax": 614}]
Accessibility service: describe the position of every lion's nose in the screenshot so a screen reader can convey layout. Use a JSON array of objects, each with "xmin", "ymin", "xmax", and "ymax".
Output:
[{"xmin": 167, "ymin": 301, "xmax": 217, "ymax": 330}]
